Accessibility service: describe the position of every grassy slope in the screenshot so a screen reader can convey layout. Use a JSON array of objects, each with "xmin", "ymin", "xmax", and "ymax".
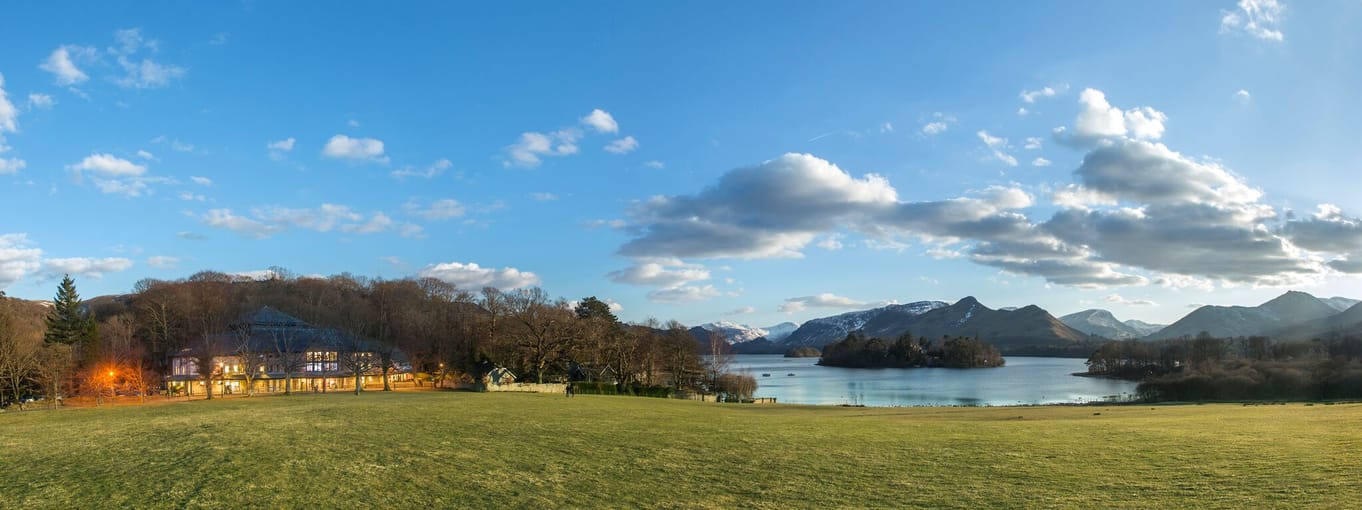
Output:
[{"xmin": 1, "ymin": 393, "xmax": 1359, "ymax": 509}]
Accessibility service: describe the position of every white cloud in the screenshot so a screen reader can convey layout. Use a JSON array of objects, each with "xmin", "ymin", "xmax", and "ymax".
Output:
[
  {"xmin": 647, "ymin": 284, "xmax": 721, "ymax": 304},
  {"xmin": 322, "ymin": 135, "xmax": 388, "ymax": 163},
  {"xmin": 505, "ymin": 130, "xmax": 580, "ymax": 168},
  {"xmin": 816, "ymin": 235, "xmax": 844, "ymax": 251},
  {"xmin": 146, "ymin": 255, "xmax": 179, "ymax": 269},
  {"xmin": 0, "ymin": 234, "xmax": 43, "ymax": 288},
  {"xmin": 605, "ymin": 136, "xmax": 639, "ymax": 154},
  {"xmin": 209, "ymin": 33, "xmax": 229, "ymax": 46},
  {"xmin": 267, "ymin": 137, "xmax": 296, "ymax": 160},
  {"xmin": 27, "ymin": 93, "xmax": 55, "ymax": 110},
  {"xmin": 1032, "ymin": 157, "xmax": 1052, "ymax": 167},
  {"xmin": 977, "ymin": 130, "xmax": 1018, "ymax": 166},
  {"xmin": 177, "ymin": 191, "xmax": 205, "ymax": 202},
  {"xmin": 1072, "ymin": 88, "xmax": 1167, "ymax": 142},
  {"xmin": 419, "ymin": 261, "xmax": 540, "ymax": 290},
  {"xmin": 778, "ymin": 293, "xmax": 883, "ymax": 313},
  {"xmin": 1234, "ymin": 89, "xmax": 1252, "ymax": 103},
  {"xmin": 0, "ymin": 157, "xmax": 24, "ymax": 175},
  {"xmin": 403, "ymin": 199, "xmax": 466, "ymax": 220},
  {"xmin": 391, "ymin": 158, "xmax": 451, "ymax": 179},
  {"xmin": 136, "ymin": 150, "xmax": 156, "ymax": 160},
  {"xmin": 39, "ymin": 46, "xmax": 95, "ymax": 86},
  {"xmin": 201, "ymin": 209, "xmax": 282, "ymax": 239},
  {"xmin": 93, "ymin": 178, "xmax": 150, "ymax": 197},
  {"xmin": 1024, "ymin": 137, "xmax": 1043, "ymax": 150},
  {"xmin": 643, "ymin": 160, "xmax": 665, "ymax": 169},
  {"xmin": 529, "ymin": 192, "xmax": 558, "ymax": 201},
  {"xmin": 115, "ymin": 57, "xmax": 186, "ymax": 89},
  {"xmin": 399, "ymin": 223, "xmax": 426, "ymax": 239},
  {"xmin": 1220, "ymin": 0, "xmax": 1285, "ymax": 41},
  {"xmin": 1104, "ymin": 293, "xmax": 1157, "ymax": 306},
  {"xmin": 1017, "ymin": 107, "xmax": 1029, "ymax": 116},
  {"xmin": 1018, "ymin": 84, "xmax": 1067, "ymax": 104},
  {"xmin": 880, "ymin": 122, "xmax": 894, "ymax": 133},
  {"xmin": 190, "ymin": 176, "xmax": 213, "ymax": 186},
  {"xmin": 42, "ymin": 257, "xmax": 133, "ymax": 279},
  {"xmin": 607, "ymin": 260, "xmax": 710, "ymax": 288},
  {"xmin": 340, "ymin": 212, "xmax": 394, "ymax": 234},
  {"xmin": 921, "ymin": 122, "xmax": 948, "ymax": 135},
  {"xmin": 0, "ymin": 74, "xmax": 17, "ymax": 134},
  {"xmin": 581, "ymin": 108, "xmax": 619, "ymax": 134},
  {"xmin": 68, "ymin": 153, "xmax": 146, "ymax": 177}
]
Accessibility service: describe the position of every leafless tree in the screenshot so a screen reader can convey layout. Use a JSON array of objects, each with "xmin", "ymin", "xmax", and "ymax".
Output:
[
  {"xmin": 0, "ymin": 298, "xmax": 40, "ymax": 409},
  {"xmin": 270, "ymin": 326, "xmax": 308, "ymax": 396},
  {"xmin": 191, "ymin": 334, "xmax": 222, "ymax": 400},
  {"xmin": 232, "ymin": 323, "xmax": 264, "ymax": 396}
]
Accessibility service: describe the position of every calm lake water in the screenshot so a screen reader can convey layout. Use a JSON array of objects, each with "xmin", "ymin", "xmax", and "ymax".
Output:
[{"xmin": 727, "ymin": 355, "xmax": 1138, "ymax": 407}]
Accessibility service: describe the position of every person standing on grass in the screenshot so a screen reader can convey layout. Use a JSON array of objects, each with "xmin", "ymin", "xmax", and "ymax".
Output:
[{"xmin": 566, "ymin": 382, "xmax": 574, "ymax": 398}]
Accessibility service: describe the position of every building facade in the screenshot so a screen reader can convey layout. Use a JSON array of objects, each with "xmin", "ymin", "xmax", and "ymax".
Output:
[{"xmin": 167, "ymin": 307, "xmax": 410, "ymax": 396}]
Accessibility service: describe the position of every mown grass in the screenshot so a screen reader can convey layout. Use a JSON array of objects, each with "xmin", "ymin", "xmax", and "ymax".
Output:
[{"xmin": 1, "ymin": 392, "xmax": 1359, "ymax": 509}]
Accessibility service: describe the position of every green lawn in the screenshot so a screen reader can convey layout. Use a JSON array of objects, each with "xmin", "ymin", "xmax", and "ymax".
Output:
[{"xmin": 1, "ymin": 392, "xmax": 1359, "ymax": 509}]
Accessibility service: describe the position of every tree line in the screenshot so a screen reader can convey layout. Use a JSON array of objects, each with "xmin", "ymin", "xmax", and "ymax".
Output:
[
  {"xmin": 0, "ymin": 268, "xmax": 751, "ymax": 408},
  {"xmin": 817, "ymin": 331, "xmax": 1005, "ymax": 369},
  {"xmin": 1085, "ymin": 332, "xmax": 1362, "ymax": 401}
]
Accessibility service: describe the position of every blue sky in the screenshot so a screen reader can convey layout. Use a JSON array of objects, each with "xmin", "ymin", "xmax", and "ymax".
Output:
[{"xmin": 2, "ymin": 1, "xmax": 1361, "ymax": 328}]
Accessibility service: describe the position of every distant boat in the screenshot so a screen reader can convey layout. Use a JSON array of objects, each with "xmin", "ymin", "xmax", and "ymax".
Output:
[
  {"xmin": 787, "ymin": 373, "xmax": 795, "ymax": 376},
  {"xmin": 762, "ymin": 373, "xmax": 771, "ymax": 377}
]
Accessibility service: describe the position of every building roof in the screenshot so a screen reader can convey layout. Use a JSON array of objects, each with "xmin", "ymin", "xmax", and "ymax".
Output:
[{"xmin": 173, "ymin": 306, "xmax": 401, "ymax": 359}]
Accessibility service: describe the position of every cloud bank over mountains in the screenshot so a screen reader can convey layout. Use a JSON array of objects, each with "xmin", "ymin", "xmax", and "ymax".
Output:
[{"xmin": 611, "ymin": 89, "xmax": 1362, "ymax": 296}]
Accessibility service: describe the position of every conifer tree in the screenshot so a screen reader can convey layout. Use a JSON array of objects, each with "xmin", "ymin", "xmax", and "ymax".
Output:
[{"xmin": 44, "ymin": 275, "xmax": 86, "ymax": 345}]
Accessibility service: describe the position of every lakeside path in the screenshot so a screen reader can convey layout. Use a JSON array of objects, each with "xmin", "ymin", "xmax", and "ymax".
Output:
[{"xmin": 2, "ymin": 391, "xmax": 1358, "ymax": 509}]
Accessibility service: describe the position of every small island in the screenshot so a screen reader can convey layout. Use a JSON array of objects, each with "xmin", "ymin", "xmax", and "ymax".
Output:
[
  {"xmin": 818, "ymin": 331, "xmax": 1005, "ymax": 369},
  {"xmin": 784, "ymin": 346, "xmax": 822, "ymax": 358}
]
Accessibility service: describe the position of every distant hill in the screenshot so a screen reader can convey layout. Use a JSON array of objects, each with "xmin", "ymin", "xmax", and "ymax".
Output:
[
  {"xmin": 859, "ymin": 297, "xmax": 1095, "ymax": 352},
  {"xmin": 688, "ymin": 320, "xmax": 800, "ymax": 346},
  {"xmin": 1272, "ymin": 302, "xmax": 1362, "ymax": 340},
  {"xmin": 1059, "ymin": 309, "xmax": 1165, "ymax": 340},
  {"xmin": 775, "ymin": 297, "xmax": 1093, "ymax": 354},
  {"xmin": 1323, "ymin": 297, "xmax": 1362, "ymax": 312},
  {"xmin": 1145, "ymin": 291, "xmax": 1341, "ymax": 340},
  {"xmin": 781, "ymin": 301, "xmax": 947, "ymax": 348}
]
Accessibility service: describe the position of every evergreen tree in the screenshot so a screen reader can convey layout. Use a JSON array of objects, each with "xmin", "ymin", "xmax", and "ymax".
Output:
[{"xmin": 44, "ymin": 275, "xmax": 86, "ymax": 345}]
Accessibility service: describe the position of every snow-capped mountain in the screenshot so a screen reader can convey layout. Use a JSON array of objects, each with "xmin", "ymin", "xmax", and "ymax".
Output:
[
  {"xmin": 1059, "ymin": 309, "xmax": 1166, "ymax": 340},
  {"xmin": 781, "ymin": 301, "xmax": 948, "ymax": 347},
  {"xmin": 761, "ymin": 322, "xmax": 798, "ymax": 342}
]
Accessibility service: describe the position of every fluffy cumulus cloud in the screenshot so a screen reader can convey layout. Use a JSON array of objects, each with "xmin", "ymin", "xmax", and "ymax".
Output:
[
  {"xmin": 322, "ymin": 135, "xmax": 388, "ymax": 163},
  {"xmin": 1220, "ymin": 0, "xmax": 1285, "ymax": 41},
  {"xmin": 615, "ymin": 88, "xmax": 1360, "ymax": 290},
  {"xmin": 607, "ymin": 260, "xmax": 710, "ymax": 288},
  {"xmin": 581, "ymin": 109, "xmax": 619, "ymax": 134},
  {"xmin": 1072, "ymin": 88, "xmax": 1167, "ymax": 142},
  {"xmin": 0, "ymin": 73, "xmax": 17, "ymax": 134},
  {"xmin": 507, "ymin": 109, "xmax": 637, "ymax": 167},
  {"xmin": 68, "ymin": 153, "xmax": 146, "ymax": 177},
  {"xmin": 418, "ymin": 261, "xmax": 540, "ymax": 290},
  {"xmin": 0, "ymin": 234, "xmax": 43, "ymax": 288},
  {"xmin": 43, "ymin": 257, "xmax": 134, "ymax": 279},
  {"xmin": 504, "ymin": 130, "xmax": 580, "ymax": 168}
]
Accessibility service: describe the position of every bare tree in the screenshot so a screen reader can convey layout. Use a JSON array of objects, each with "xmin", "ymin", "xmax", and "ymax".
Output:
[
  {"xmin": 506, "ymin": 287, "xmax": 579, "ymax": 383},
  {"xmin": 336, "ymin": 333, "xmax": 378, "ymax": 395},
  {"xmin": 270, "ymin": 326, "xmax": 308, "ymax": 396},
  {"xmin": 191, "ymin": 334, "xmax": 222, "ymax": 400},
  {"xmin": 33, "ymin": 344, "xmax": 72, "ymax": 408},
  {"xmin": 232, "ymin": 323, "xmax": 264, "ymax": 397},
  {"xmin": 0, "ymin": 297, "xmax": 40, "ymax": 409}
]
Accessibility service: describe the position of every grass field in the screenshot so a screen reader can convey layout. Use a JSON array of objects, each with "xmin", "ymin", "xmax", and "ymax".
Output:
[{"xmin": 2, "ymin": 392, "xmax": 1359, "ymax": 509}]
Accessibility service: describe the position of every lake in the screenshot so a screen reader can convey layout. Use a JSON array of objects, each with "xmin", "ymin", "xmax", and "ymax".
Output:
[{"xmin": 727, "ymin": 354, "xmax": 1138, "ymax": 407}]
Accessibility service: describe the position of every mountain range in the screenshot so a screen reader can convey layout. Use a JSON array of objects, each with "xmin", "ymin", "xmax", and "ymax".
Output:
[
  {"xmin": 779, "ymin": 297, "xmax": 1096, "ymax": 354},
  {"xmin": 705, "ymin": 290, "xmax": 1362, "ymax": 357},
  {"xmin": 1059, "ymin": 309, "xmax": 1165, "ymax": 340}
]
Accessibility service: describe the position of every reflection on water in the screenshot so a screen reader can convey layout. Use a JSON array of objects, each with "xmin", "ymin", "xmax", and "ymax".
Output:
[{"xmin": 727, "ymin": 355, "xmax": 1138, "ymax": 407}]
